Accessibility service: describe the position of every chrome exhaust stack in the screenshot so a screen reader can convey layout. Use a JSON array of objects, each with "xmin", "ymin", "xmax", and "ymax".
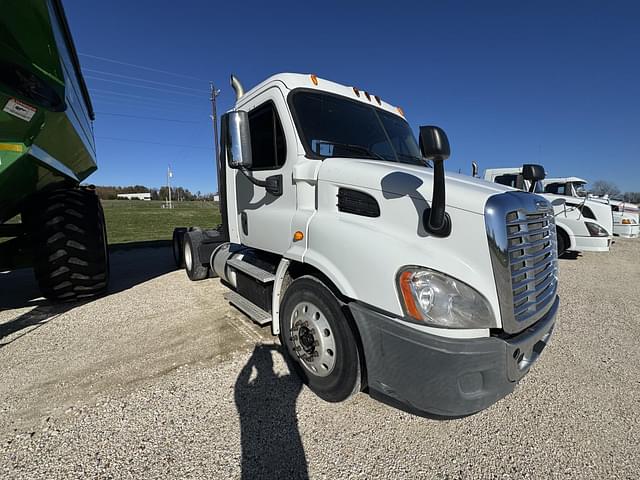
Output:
[{"xmin": 230, "ymin": 74, "xmax": 244, "ymax": 101}]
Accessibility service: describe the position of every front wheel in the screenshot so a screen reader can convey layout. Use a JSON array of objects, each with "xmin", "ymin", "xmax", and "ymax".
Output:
[
  {"xmin": 556, "ymin": 228, "xmax": 567, "ymax": 258},
  {"xmin": 279, "ymin": 276, "xmax": 362, "ymax": 402}
]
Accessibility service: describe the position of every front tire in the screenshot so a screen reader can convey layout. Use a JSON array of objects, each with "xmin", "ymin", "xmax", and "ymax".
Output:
[
  {"xmin": 279, "ymin": 276, "xmax": 361, "ymax": 402},
  {"xmin": 556, "ymin": 228, "xmax": 568, "ymax": 258},
  {"xmin": 24, "ymin": 187, "xmax": 109, "ymax": 301}
]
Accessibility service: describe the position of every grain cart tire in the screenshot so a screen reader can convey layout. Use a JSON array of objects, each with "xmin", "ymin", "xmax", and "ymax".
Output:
[
  {"xmin": 279, "ymin": 276, "xmax": 362, "ymax": 402},
  {"xmin": 24, "ymin": 187, "xmax": 109, "ymax": 301},
  {"xmin": 183, "ymin": 230, "xmax": 208, "ymax": 281},
  {"xmin": 172, "ymin": 227, "xmax": 187, "ymax": 268}
]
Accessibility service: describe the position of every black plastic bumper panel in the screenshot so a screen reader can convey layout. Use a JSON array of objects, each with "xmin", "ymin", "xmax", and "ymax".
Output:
[{"xmin": 349, "ymin": 297, "xmax": 558, "ymax": 417}]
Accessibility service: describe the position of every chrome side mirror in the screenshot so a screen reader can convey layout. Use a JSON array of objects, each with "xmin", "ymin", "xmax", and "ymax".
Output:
[{"xmin": 225, "ymin": 111, "xmax": 252, "ymax": 169}]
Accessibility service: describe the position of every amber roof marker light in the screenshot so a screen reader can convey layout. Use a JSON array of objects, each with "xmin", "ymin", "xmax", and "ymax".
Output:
[
  {"xmin": 352, "ymin": 87, "xmax": 361, "ymax": 97},
  {"xmin": 310, "ymin": 74, "xmax": 318, "ymax": 85}
]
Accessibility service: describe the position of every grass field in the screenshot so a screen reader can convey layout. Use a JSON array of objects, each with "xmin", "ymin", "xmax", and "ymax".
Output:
[{"xmin": 102, "ymin": 200, "xmax": 221, "ymax": 245}]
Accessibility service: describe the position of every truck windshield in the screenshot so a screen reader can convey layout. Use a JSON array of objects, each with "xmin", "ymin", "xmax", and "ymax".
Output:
[
  {"xmin": 291, "ymin": 90, "xmax": 426, "ymax": 166},
  {"xmin": 572, "ymin": 182, "xmax": 588, "ymax": 197}
]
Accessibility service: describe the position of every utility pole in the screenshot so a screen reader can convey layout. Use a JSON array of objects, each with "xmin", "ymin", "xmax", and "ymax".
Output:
[
  {"xmin": 167, "ymin": 165, "xmax": 173, "ymax": 209},
  {"xmin": 210, "ymin": 82, "xmax": 221, "ymax": 194}
]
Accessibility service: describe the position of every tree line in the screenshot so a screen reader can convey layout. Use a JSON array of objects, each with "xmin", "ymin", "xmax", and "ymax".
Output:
[
  {"xmin": 93, "ymin": 180, "xmax": 639, "ymax": 204},
  {"xmin": 94, "ymin": 185, "xmax": 218, "ymax": 201},
  {"xmin": 589, "ymin": 180, "xmax": 640, "ymax": 203}
]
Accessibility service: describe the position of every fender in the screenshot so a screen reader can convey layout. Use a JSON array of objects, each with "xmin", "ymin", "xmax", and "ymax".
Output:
[
  {"xmin": 554, "ymin": 223, "xmax": 575, "ymax": 251},
  {"xmin": 271, "ymin": 258, "xmax": 291, "ymax": 335}
]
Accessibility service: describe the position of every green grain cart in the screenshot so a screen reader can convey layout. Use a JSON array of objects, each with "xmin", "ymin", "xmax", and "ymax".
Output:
[{"xmin": 0, "ymin": 0, "xmax": 108, "ymax": 300}]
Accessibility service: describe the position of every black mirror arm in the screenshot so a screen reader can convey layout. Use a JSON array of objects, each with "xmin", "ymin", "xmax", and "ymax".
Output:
[
  {"xmin": 239, "ymin": 167, "xmax": 283, "ymax": 196},
  {"xmin": 424, "ymin": 158, "xmax": 451, "ymax": 237}
]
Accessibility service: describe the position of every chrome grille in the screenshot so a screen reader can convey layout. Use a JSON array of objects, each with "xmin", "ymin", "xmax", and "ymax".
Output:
[
  {"xmin": 507, "ymin": 210, "xmax": 557, "ymax": 325},
  {"xmin": 485, "ymin": 192, "xmax": 559, "ymax": 334}
]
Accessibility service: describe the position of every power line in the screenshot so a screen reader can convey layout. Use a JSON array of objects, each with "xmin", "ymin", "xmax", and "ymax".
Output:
[
  {"xmin": 97, "ymin": 135, "xmax": 212, "ymax": 150},
  {"xmin": 91, "ymin": 95, "xmax": 203, "ymax": 114},
  {"xmin": 95, "ymin": 111, "xmax": 202, "ymax": 124},
  {"xmin": 91, "ymin": 91, "xmax": 203, "ymax": 109},
  {"xmin": 84, "ymin": 68, "xmax": 207, "ymax": 93},
  {"xmin": 79, "ymin": 53, "xmax": 208, "ymax": 82},
  {"xmin": 85, "ymin": 75, "xmax": 204, "ymax": 98},
  {"xmin": 89, "ymin": 88, "xmax": 203, "ymax": 107}
]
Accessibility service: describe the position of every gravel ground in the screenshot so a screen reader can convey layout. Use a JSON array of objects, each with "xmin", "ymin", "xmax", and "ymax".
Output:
[{"xmin": 1, "ymin": 239, "xmax": 639, "ymax": 479}]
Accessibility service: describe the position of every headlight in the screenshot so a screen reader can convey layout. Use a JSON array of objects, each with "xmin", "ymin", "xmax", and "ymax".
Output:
[
  {"xmin": 585, "ymin": 221, "xmax": 608, "ymax": 237},
  {"xmin": 397, "ymin": 267, "xmax": 496, "ymax": 328}
]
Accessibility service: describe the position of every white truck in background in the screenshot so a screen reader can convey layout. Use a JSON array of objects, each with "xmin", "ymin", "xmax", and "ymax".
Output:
[
  {"xmin": 542, "ymin": 177, "xmax": 640, "ymax": 238},
  {"xmin": 174, "ymin": 73, "xmax": 558, "ymax": 417},
  {"xmin": 483, "ymin": 166, "xmax": 612, "ymax": 257}
]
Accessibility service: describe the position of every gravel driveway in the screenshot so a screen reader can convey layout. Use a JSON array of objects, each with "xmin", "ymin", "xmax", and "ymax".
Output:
[{"xmin": 1, "ymin": 239, "xmax": 639, "ymax": 479}]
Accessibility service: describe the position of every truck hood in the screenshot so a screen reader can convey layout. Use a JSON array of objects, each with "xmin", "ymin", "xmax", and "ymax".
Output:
[
  {"xmin": 543, "ymin": 192, "xmax": 614, "ymax": 233},
  {"xmin": 317, "ymin": 157, "xmax": 513, "ymax": 214}
]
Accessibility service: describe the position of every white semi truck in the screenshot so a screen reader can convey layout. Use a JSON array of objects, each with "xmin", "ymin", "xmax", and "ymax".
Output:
[
  {"xmin": 542, "ymin": 177, "xmax": 640, "ymax": 238},
  {"xmin": 175, "ymin": 73, "xmax": 558, "ymax": 417},
  {"xmin": 483, "ymin": 167, "xmax": 612, "ymax": 257}
]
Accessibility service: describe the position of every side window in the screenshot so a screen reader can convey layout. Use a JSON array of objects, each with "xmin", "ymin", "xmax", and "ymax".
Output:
[
  {"xmin": 248, "ymin": 102, "xmax": 286, "ymax": 170},
  {"xmin": 545, "ymin": 183, "xmax": 565, "ymax": 195},
  {"xmin": 494, "ymin": 174, "xmax": 518, "ymax": 188}
]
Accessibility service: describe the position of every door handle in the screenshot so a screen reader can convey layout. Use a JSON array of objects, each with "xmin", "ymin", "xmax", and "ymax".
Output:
[{"xmin": 240, "ymin": 211, "xmax": 248, "ymax": 236}]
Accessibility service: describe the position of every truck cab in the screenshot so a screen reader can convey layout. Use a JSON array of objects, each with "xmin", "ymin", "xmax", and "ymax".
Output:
[
  {"xmin": 484, "ymin": 167, "xmax": 612, "ymax": 256},
  {"xmin": 177, "ymin": 73, "xmax": 559, "ymax": 417},
  {"xmin": 543, "ymin": 177, "xmax": 639, "ymax": 239}
]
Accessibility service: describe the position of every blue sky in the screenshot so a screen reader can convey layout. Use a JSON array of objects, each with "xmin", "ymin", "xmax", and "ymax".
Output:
[{"xmin": 65, "ymin": 0, "xmax": 639, "ymax": 194}]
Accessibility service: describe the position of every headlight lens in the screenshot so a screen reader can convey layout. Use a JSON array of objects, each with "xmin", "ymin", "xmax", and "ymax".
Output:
[
  {"xmin": 585, "ymin": 221, "xmax": 608, "ymax": 237},
  {"xmin": 397, "ymin": 268, "xmax": 496, "ymax": 328}
]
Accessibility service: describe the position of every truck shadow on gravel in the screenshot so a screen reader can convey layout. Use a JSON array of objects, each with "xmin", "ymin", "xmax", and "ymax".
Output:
[
  {"xmin": 234, "ymin": 344, "xmax": 309, "ymax": 480},
  {"xmin": 0, "ymin": 244, "xmax": 175, "ymax": 348},
  {"xmin": 559, "ymin": 251, "xmax": 581, "ymax": 260}
]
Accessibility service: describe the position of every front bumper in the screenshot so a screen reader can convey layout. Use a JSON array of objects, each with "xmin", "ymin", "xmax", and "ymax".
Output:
[
  {"xmin": 349, "ymin": 296, "xmax": 558, "ymax": 417},
  {"xmin": 613, "ymin": 224, "xmax": 639, "ymax": 238},
  {"xmin": 572, "ymin": 235, "xmax": 610, "ymax": 252}
]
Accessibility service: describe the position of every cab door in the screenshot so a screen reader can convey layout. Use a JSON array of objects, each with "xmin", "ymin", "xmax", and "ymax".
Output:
[{"xmin": 233, "ymin": 87, "xmax": 297, "ymax": 254}]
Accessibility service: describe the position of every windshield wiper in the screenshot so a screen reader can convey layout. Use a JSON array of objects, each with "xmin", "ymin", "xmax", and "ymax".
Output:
[{"xmin": 325, "ymin": 142, "xmax": 386, "ymax": 161}]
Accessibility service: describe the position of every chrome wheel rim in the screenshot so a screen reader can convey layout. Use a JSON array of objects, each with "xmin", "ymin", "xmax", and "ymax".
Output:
[
  {"xmin": 289, "ymin": 301, "xmax": 336, "ymax": 377},
  {"xmin": 184, "ymin": 241, "xmax": 193, "ymax": 271}
]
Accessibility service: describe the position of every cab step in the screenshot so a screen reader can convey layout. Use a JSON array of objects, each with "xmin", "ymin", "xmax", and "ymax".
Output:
[
  {"xmin": 224, "ymin": 290, "xmax": 271, "ymax": 325},
  {"xmin": 226, "ymin": 257, "xmax": 275, "ymax": 283}
]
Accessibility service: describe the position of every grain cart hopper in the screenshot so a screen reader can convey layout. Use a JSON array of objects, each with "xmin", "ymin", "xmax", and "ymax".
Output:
[{"xmin": 0, "ymin": 0, "xmax": 108, "ymax": 300}]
